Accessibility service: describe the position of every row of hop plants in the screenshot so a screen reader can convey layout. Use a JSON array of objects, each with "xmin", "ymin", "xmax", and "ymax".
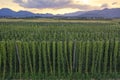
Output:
[
  {"xmin": 0, "ymin": 22, "xmax": 120, "ymax": 41},
  {"xmin": 0, "ymin": 40, "xmax": 120, "ymax": 79},
  {"xmin": 0, "ymin": 30, "xmax": 119, "ymax": 41}
]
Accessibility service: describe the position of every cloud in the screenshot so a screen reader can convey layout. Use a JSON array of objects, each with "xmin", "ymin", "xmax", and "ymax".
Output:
[
  {"xmin": 13, "ymin": 0, "xmax": 72, "ymax": 8},
  {"xmin": 112, "ymin": 2, "xmax": 117, "ymax": 5},
  {"xmin": 66, "ymin": 4, "xmax": 100, "ymax": 10},
  {"xmin": 13, "ymin": 0, "xmax": 99, "ymax": 10},
  {"xmin": 101, "ymin": 3, "xmax": 109, "ymax": 8}
]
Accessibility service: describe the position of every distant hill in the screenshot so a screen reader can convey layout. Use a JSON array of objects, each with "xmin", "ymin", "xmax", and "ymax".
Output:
[
  {"xmin": 0, "ymin": 8, "xmax": 53, "ymax": 18},
  {"xmin": 63, "ymin": 8, "xmax": 120, "ymax": 19},
  {"xmin": 0, "ymin": 8, "xmax": 120, "ymax": 19},
  {"xmin": 79, "ymin": 8, "xmax": 120, "ymax": 18},
  {"xmin": 63, "ymin": 11, "xmax": 86, "ymax": 16}
]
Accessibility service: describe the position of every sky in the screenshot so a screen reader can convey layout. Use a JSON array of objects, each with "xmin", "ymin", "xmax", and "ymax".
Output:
[{"xmin": 0, "ymin": 0, "xmax": 120, "ymax": 14}]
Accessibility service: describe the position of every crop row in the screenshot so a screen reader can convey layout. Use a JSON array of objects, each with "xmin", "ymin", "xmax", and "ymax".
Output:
[
  {"xmin": 0, "ymin": 40, "xmax": 120, "ymax": 79},
  {"xmin": 0, "ymin": 22, "xmax": 120, "ymax": 41}
]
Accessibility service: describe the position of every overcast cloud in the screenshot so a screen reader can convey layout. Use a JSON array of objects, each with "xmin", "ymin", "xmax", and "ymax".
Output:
[
  {"xmin": 14, "ymin": 0, "xmax": 72, "ymax": 8},
  {"xmin": 13, "ymin": 0, "xmax": 100, "ymax": 10},
  {"xmin": 112, "ymin": 2, "xmax": 117, "ymax": 5},
  {"xmin": 101, "ymin": 3, "xmax": 109, "ymax": 8}
]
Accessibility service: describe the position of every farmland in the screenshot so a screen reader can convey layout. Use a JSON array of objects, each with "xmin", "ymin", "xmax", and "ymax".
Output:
[{"xmin": 0, "ymin": 19, "xmax": 120, "ymax": 79}]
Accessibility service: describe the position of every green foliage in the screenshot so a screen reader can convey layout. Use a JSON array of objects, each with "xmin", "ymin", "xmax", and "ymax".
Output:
[{"xmin": 0, "ymin": 21, "xmax": 120, "ymax": 79}]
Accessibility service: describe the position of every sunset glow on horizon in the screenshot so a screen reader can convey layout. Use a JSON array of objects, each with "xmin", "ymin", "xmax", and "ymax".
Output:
[{"xmin": 0, "ymin": 0, "xmax": 120, "ymax": 14}]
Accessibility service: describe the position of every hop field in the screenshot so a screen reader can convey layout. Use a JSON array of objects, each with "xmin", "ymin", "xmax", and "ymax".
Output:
[{"xmin": 0, "ymin": 19, "xmax": 120, "ymax": 79}]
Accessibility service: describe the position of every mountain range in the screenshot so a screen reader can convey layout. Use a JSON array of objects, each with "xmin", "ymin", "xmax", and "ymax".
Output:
[
  {"xmin": 0, "ymin": 8, "xmax": 120, "ymax": 18},
  {"xmin": 0, "ymin": 8, "xmax": 53, "ymax": 18}
]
